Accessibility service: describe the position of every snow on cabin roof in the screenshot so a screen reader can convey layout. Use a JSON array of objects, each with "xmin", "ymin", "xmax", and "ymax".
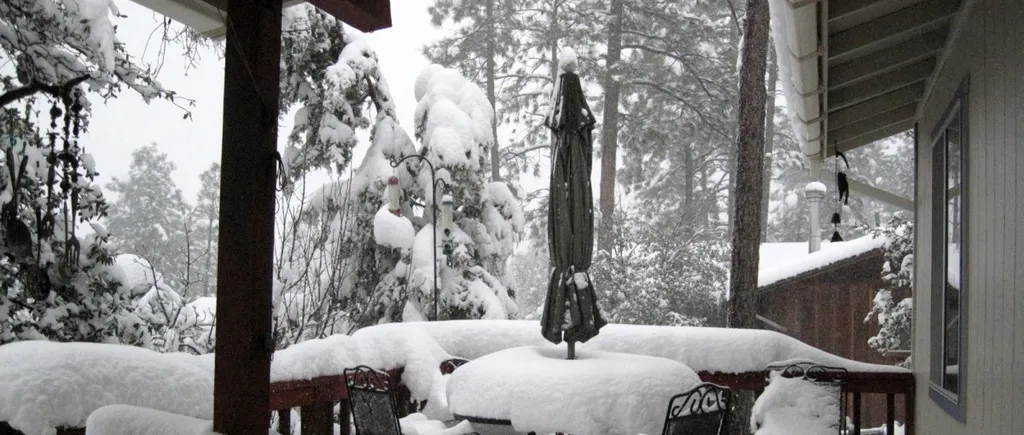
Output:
[{"xmin": 759, "ymin": 236, "xmax": 887, "ymax": 288}]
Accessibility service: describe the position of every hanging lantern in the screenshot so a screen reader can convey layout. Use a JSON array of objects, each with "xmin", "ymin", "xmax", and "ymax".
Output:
[
  {"xmin": 440, "ymin": 194, "xmax": 455, "ymax": 266},
  {"xmin": 387, "ymin": 175, "xmax": 401, "ymax": 216}
]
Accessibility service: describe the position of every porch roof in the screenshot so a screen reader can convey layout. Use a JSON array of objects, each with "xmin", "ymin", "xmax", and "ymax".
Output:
[
  {"xmin": 129, "ymin": 0, "xmax": 392, "ymax": 38},
  {"xmin": 769, "ymin": 0, "xmax": 966, "ymax": 172}
]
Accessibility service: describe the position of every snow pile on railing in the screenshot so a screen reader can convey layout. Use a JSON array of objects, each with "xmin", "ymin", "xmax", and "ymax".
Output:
[
  {"xmin": 0, "ymin": 320, "xmax": 906, "ymax": 434},
  {"xmin": 0, "ymin": 342, "xmax": 213, "ymax": 435},
  {"xmin": 751, "ymin": 371, "xmax": 841, "ymax": 435}
]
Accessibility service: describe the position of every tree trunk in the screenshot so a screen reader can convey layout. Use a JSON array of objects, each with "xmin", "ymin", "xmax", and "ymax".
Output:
[
  {"xmin": 486, "ymin": 0, "xmax": 500, "ymax": 181},
  {"xmin": 598, "ymin": 0, "xmax": 624, "ymax": 251},
  {"xmin": 727, "ymin": 0, "xmax": 770, "ymax": 434},
  {"xmin": 760, "ymin": 46, "xmax": 778, "ymax": 242}
]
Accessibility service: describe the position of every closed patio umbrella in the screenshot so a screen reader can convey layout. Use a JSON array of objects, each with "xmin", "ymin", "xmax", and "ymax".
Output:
[{"xmin": 540, "ymin": 62, "xmax": 607, "ymax": 358}]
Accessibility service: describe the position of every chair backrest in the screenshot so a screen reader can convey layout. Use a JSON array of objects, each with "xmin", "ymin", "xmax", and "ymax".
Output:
[
  {"xmin": 344, "ymin": 365, "xmax": 403, "ymax": 435},
  {"xmin": 661, "ymin": 383, "xmax": 732, "ymax": 435},
  {"xmin": 763, "ymin": 361, "xmax": 848, "ymax": 430},
  {"xmin": 439, "ymin": 357, "xmax": 470, "ymax": 375}
]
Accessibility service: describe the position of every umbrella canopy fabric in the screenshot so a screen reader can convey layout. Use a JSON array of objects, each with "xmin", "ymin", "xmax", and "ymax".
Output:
[{"xmin": 540, "ymin": 71, "xmax": 607, "ymax": 345}]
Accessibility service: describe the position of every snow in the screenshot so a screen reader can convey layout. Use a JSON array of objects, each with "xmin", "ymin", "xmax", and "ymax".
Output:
[
  {"xmin": 415, "ymin": 65, "xmax": 495, "ymax": 161},
  {"xmin": 573, "ymin": 272, "xmax": 590, "ymax": 289},
  {"xmin": 84, "ymin": 405, "xmax": 217, "ymax": 435},
  {"xmin": 409, "ymin": 224, "xmax": 442, "ymax": 290},
  {"xmin": 374, "ymin": 206, "xmax": 416, "ymax": 250},
  {"xmin": 183, "ymin": 297, "xmax": 216, "ymax": 327},
  {"xmin": 399, "ymin": 413, "xmax": 475, "ymax": 435},
  {"xmin": 415, "ymin": 65, "xmax": 445, "ymax": 102},
  {"xmin": 751, "ymin": 371, "xmax": 841, "ymax": 435},
  {"xmin": 403, "ymin": 301, "xmax": 427, "ymax": 322},
  {"xmin": 759, "ymin": 235, "xmax": 887, "ymax": 287},
  {"xmin": 947, "ymin": 243, "xmax": 961, "ymax": 288},
  {"xmin": 0, "ymin": 341, "xmax": 213, "ymax": 435},
  {"xmin": 270, "ymin": 335, "xmax": 359, "ymax": 383},
  {"xmin": 110, "ymin": 254, "xmax": 159, "ymax": 295},
  {"xmin": 448, "ymin": 346, "xmax": 700, "ymax": 435},
  {"xmin": 805, "ymin": 181, "xmax": 827, "ymax": 193},
  {"xmin": 558, "ymin": 47, "xmax": 578, "ymax": 73},
  {"xmin": 467, "ymin": 278, "xmax": 508, "ymax": 320},
  {"xmin": 0, "ymin": 321, "xmax": 905, "ymax": 434}
]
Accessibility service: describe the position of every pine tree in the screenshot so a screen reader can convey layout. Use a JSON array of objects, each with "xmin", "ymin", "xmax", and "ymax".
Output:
[
  {"xmin": 401, "ymin": 65, "xmax": 525, "ymax": 321},
  {"xmin": 424, "ymin": 0, "xmax": 603, "ymax": 181},
  {"xmin": 105, "ymin": 144, "xmax": 192, "ymax": 290},
  {"xmin": 194, "ymin": 163, "xmax": 219, "ymax": 296}
]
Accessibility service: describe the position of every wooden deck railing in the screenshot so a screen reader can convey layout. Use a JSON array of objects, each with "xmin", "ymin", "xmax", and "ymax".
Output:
[{"xmin": 0, "ymin": 367, "xmax": 913, "ymax": 435}]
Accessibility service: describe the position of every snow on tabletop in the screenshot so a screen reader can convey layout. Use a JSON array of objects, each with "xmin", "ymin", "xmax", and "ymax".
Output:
[
  {"xmin": 374, "ymin": 206, "xmax": 416, "ymax": 250},
  {"xmin": 751, "ymin": 372, "xmax": 841, "ymax": 435},
  {"xmin": 447, "ymin": 346, "xmax": 700, "ymax": 435},
  {"xmin": 84, "ymin": 405, "xmax": 218, "ymax": 435},
  {"xmin": 805, "ymin": 181, "xmax": 827, "ymax": 193},
  {"xmin": 0, "ymin": 341, "xmax": 213, "ymax": 435},
  {"xmin": 758, "ymin": 235, "xmax": 887, "ymax": 287}
]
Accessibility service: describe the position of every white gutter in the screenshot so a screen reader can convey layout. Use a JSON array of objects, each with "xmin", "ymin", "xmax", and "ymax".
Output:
[
  {"xmin": 128, "ymin": 0, "xmax": 307, "ymax": 40},
  {"xmin": 767, "ymin": 0, "xmax": 826, "ymax": 177}
]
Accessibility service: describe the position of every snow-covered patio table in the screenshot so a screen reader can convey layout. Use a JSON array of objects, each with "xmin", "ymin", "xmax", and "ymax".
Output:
[{"xmin": 447, "ymin": 345, "xmax": 701, "ymax": 435}]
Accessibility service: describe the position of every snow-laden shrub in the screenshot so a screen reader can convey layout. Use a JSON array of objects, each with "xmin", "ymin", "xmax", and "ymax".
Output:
[
  {"xmin": 864, "ymin": 213, "xmax": 913, "ymax": 366},
  {"xmin": 0, "ymin": 100, "xmax": 147, "ymax": 345}
]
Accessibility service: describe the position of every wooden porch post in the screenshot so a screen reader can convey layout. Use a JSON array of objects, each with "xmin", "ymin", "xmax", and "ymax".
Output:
[{"xmin": 213, "ymin": 0, "xmax": 283, "ymax": 433}]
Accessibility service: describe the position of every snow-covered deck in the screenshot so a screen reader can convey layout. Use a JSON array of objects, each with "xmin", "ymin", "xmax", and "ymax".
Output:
[{"xmin": 0, "ymin": 320, "xmax": 913, "ymax": 435}]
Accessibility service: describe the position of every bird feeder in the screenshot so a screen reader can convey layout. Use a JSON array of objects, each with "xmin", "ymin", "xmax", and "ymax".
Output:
[{"xmin": 387, "ymin": 175, "xmax": 401, "ymax": 216}]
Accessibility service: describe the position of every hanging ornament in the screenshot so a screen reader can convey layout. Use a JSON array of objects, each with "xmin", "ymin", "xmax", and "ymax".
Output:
[{"xmin": 830, "ymin": 150, "xmax": 851, "ymax": 242}]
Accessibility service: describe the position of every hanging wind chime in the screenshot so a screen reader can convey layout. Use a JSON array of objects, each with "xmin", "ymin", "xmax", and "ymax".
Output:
[{"xmin": 830, "ymin": 150, "xmax": 850, "ymax": 242}]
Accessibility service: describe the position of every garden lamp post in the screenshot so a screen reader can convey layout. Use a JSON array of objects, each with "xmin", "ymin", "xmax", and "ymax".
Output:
[{"xmin": 389, "ymin": 155, "xmax": 452, "ymax": 320}]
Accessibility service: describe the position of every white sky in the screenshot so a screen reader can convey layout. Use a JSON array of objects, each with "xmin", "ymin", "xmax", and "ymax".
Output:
[{"xmin": 84, "ymin": 0, "xmax": 441, "ymax": 202}]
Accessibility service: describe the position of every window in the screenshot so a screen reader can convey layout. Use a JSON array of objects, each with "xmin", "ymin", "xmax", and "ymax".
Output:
[{"xmin": 929, "ymin": 77, "xmax": 968, "ymax": 420}]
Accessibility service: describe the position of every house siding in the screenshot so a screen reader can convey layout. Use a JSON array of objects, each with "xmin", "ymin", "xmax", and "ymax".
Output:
[{"xmin": 914, "ymin": 0, "xmax": 1024, "ymax": 433}]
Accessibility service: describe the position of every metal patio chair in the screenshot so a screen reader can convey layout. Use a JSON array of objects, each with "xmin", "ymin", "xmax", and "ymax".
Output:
[
  {"xmin": 661, "ymin": 383, "xmax": 732, "ymax": 435},
  {"xmin": 345, "ymin": 365, "xmax": 404, "ymax": 435}
]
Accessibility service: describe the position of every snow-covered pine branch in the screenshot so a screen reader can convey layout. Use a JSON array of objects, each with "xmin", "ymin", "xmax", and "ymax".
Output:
[{"xmin": 0, "ymin": 0, "xmax": 182, "ymax": 110}]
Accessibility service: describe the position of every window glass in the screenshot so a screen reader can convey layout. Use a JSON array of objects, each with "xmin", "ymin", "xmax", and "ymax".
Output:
[{"xmin": 942, "ymin": 109, "xmax": 962, "ymax": 395}]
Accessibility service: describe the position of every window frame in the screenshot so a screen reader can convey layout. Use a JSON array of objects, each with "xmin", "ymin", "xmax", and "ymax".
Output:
[{"xmin": 927, "ymin": 76, "xmax": 969, "ymax": 421}]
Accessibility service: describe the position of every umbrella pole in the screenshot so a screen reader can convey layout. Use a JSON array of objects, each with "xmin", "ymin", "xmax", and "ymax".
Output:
[{"xmin": 567, "ymin": 341, "xmax": 576, "ymax": 360}]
